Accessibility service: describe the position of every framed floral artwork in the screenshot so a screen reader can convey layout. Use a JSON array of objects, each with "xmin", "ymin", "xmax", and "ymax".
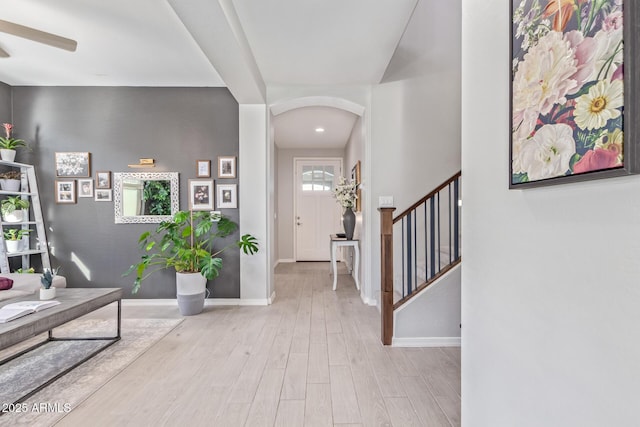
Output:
[
  {"xmin": 55, "ymin": 152, "xmax": 91, "ymax": 177},
  {"xmin": 510, "ymin": 0, "xmax": 639, "ymax": 188},
  {"xmin": 189, "ymin": 179, "xmax": 214, "ymax": 210},
  {"xmin": 216, "ymin": 184, "xmax": 237, "ymax": 209}
]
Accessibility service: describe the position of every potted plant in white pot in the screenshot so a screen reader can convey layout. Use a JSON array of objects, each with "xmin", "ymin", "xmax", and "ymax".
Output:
[
  {"xmin": 124, "ymin": 210, "xmax": 258, "ymax": 315},
  {"xmin": 0, "ymin": 123, "xmax": 28, "ymax": 162},
  {"xmin": 1, "ymin": 195, "xmax": 29, "ymax": 222},
  {"xmin": 3, "ymin": 228, "xmax": 30, "ymax": 253},
  {"xmin": 0, "ymin": 170, "xmax": 22, "ymax": 192},
  {"xmin": 40, "ymin": 267, "xmax": 60, "ymax": 300}
]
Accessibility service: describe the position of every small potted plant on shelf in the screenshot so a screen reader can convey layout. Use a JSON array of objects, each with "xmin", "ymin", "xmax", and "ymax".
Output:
[
  {"xmin": 1, "ymin": 195, "xmax": 29, "ymax": 222},
  {"xmin": 3, "ymin": 228, "xmax": 30, "ymax": 253},
  {"xmin": 0, "ymin": 123, "xmax": 28, "ymax": 162},
  {"xmin": 124, "ymin": 210, "xmax": 259, "ymax": 316},
  {"xmin": 0, "ymin": 170, "xmax": 22, "ymax": 192}
]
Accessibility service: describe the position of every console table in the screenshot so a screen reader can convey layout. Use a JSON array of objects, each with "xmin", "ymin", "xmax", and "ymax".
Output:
[
  {"xmin": 0, "ymin": 288, "xmax": 122, "ymax": 406},
  {"xmin": 329, "ymin": 234, "xmax": 360, "ymax": 291}
]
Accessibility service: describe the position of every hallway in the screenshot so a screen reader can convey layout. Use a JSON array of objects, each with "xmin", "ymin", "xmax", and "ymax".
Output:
[{"xmin": 58, "ymin": 262, "xmax": 460, "ymax": 426}]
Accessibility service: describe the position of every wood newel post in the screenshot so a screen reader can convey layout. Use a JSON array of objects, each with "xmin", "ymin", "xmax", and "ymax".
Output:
[{"xmin": 379, "ymin": 207, "xmax": 395, "ymax": 345}]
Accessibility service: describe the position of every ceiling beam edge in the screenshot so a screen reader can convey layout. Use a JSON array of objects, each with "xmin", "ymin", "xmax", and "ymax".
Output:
[{"xmin": 168, "ymin": 0, "xmax": 266, "ymax": 104}]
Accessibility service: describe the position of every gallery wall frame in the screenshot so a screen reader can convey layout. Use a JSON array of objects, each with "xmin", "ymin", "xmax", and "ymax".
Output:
[
  {"xmin": 218, "ymin": 156, "xmax": 236, "ymax": 179},
  {"xmin": 95, "ymin": 189, "xmax": 112, "ymax": 202},
  {"xmin": 509, "ymin": 0, "xmax": 640, "ymax": 189},
  {"xmin": 77, "ymin": 179, "xmax": 94, "ymax": 198},
  {"xmin": 196, "ymin": 160, "xmax": 211, "ymax": 178},
  {"xmin": 96, "ymin": 171, "xmax": 111, "ymax": 189},
  {"xmin": 55, "ymin": 180, "xmax": 76, "ymax": 204},
  {"xmin": 55, "ymin": 152, "xmax": 91, "ymax": 178},
  {"xmin": 216, "ymin": 183, "xmax": 237, "ymax": 209},
  {"xmin": 351, "ymin": 160, "xmax": 361, "ymax": 212},
  {"xmin": 189, "ymin": 179, "xmax": 214, "ymax": 210}
]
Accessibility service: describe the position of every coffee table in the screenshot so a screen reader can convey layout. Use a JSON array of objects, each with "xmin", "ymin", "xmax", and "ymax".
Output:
[{"xmin": 0, "ymin": 288, "xmax": 122, "ymax": 405}]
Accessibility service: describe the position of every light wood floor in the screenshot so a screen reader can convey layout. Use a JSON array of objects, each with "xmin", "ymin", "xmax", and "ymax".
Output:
[{"xmin": 58, "ymin": 262, "xmax": 461, "ymax": 427}]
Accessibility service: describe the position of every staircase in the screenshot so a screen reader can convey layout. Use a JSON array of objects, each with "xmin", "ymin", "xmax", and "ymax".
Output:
[{"xmin": 379, "ymin": 171, "xmax": 461, "ymax": 345}]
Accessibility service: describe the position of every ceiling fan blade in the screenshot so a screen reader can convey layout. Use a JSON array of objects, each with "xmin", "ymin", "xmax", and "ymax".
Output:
[
  {"xmin": 0, "ymin": 19, "xmax": 77, "ymax": 52},
  {"xmin": 0, "ymin": 46, "xmax": 9, "ymax": 58}
]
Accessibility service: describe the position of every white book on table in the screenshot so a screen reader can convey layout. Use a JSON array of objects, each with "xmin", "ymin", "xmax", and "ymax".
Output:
[{"xmin": 0, "ymin": 300, "xmax": 61, "ymax": 323}]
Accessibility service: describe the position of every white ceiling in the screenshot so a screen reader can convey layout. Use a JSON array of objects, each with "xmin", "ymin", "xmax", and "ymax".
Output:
[
  {"xmin": 273, "ymin": 106, "xmax": 359, "ymax": 149},
  {"xmin": 0, "ymin": 0, "xmax": 418, "ymax": 148}
]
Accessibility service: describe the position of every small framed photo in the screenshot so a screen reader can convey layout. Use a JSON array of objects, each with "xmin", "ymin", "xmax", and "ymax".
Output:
[
  {"xmin": 216, "ymin": 184, "xmax": 237, "ymax": 209},
  {"xmin": 95, "ymin": 189, "xmax": 112, "ymax": 202},
  {"xmin": 189, "ymin": 179, "xmax": 214, "ymax": 210},
  {"xmin": 55, "ymin": 152, "xmax": 91, "ymax": 177},
  {"xmin": 196, "ymin": 160, "xmax": 211, "ymax": 178},
  {"xmin": 77, "ymin": 179, "xmax": 94, "ymax": 198},
  {"xmin": 218, "ymin": 156, "xmax": 236, "ymax": 179},
  {"xmin": 210, "ymin": 211, "xmax": 222, "ymax": 222},
  {"xmin": 55, "ymin": 180, "xmax": 76, "ymax": 204},
  {"xmin": 96, "ymin": 171, "xmax": 111, "ymax": 189}
]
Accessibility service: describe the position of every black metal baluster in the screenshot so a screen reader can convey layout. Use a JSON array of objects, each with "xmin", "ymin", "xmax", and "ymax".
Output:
[
  {"xmin": 406, "ymin": 211, "xmax": 413, "ymax": 295},
  {"xmin": 454, "ymin": 176, "xmax": 460, "ymax": 260}
]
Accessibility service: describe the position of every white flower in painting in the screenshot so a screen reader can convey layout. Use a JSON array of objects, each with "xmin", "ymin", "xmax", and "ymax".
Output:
[
  {"xmin": 518, "ymin": 124, "xmax": 576, "ymax": 181},
  {"xmin": 590, "ymin": 28, "xmax": 623, "ymax": 81},
  {"xmin": 574, "ymin": 79, "xmax": 623, "ymax": 130},
  {"xmin": 512, "ymin": 31, "xmax": 578, "ymax": 120}
]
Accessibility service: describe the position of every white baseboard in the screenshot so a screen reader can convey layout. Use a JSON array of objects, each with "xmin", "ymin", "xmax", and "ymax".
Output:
[
  {"xmin": 275, "ymin": 258, "xmax": 295, "ymax": 267},
  {"xmin": 122, "ymin": 298, "xmax": 271, "ymax": 307},
  {"xmin": 391, "ymin": 336, "xmax": 461, "ymax": 347}
]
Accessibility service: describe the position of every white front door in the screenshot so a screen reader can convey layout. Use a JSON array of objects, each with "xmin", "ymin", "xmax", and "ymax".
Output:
[{"xmin": 295, "ymin": 158, "xmax": 342, "ymax": 261}]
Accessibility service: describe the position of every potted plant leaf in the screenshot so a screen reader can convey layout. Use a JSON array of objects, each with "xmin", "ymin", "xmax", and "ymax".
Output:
[
  {"xmin": 0, "ymin": 170, "xmax": 22, "ymax": 192},
  {"xmin": 0, "ymin": 123, "xmax": 28, "ymax": 162},
  {"xmin": 3, "ymin": 228, "xmax": 30, "ymax": 253},
  {"xmin": 1, "ymin": 195, "xmax": 30, "ymax": 222},
  {"xmin": 124, "ymin": 210, "xmax": 258, "ymax": 315}
]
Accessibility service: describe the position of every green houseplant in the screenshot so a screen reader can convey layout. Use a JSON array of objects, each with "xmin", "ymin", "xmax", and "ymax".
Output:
[
  {"xmin": 40, "ymin": 267, "xmax": 60, "ymax": 300},
  {"xmin": 124, "ymin": 210, "xmax": 258, "ymax": 314},
  {"xmin": 1, "ymin": 195, "xmax": 29, "ymax": 222},
  {"xmin": 3, "ymin": 228, "xmax": 30, "ymax": 253},
  {"xmin": 0, "ymin": 123, "xmax": 27, "ymax": 162}
]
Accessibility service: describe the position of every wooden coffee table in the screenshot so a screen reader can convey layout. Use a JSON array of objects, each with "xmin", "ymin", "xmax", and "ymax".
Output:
[{"xmin": 0, "ymin": 288, "xmax": 122, "ymax": 405}]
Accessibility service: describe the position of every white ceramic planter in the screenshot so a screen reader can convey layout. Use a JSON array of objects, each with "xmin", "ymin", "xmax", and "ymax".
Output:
[
  {"xmin": 5, "ymin": 240, "xmax": 20, "ymax": 253},
  {"xmin": 40, "ymin": 287, "xmax": 56, "ymax": 300},
  {"xmin": 0, "ymin": 179, "xmax": 21, "ymax": 192},
  {"xmin": 2, "ymin": 209, "xmax": 24, "ymax": 223},
  {"xmin": 176, "ymin": 272, "xmax": 207, "ymax": 316},
  {"xmin": 0, "ymin": 149, "xmax": 16, "ymax": 162}
]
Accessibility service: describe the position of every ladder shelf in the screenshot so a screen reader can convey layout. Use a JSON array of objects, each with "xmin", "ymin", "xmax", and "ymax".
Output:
[{"xmin": 0, "ymin": 161, "xmax": 51, "ymax": 273}]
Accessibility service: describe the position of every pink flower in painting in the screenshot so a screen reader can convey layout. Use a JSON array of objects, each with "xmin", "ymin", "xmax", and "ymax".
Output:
[
  {"xmin": 603, "ymin": 11, "xmax": 623, "ymax": 32},
  {"xmin": 563, "ymin": 31, "xmax": 598, "ymax": 94},
  {"xmin": 573, "ymin": 148, "xmax": 621, "ymax": 174}
]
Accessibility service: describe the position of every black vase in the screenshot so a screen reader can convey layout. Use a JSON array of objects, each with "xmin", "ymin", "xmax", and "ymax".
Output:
[{"xmin": 342, "ymin": 207, "xmax": 355, "ymax": 240}]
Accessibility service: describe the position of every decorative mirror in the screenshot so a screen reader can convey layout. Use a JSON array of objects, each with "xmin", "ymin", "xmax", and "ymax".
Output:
[{"xmin": 113, "ymin": 172, "xmax": 179, "ymax": 224}]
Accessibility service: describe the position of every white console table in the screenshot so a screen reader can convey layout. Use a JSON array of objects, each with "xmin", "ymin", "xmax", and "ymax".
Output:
[{"xmin": 329, "ymin": 234, "xmax": 360, "ymax": 291}]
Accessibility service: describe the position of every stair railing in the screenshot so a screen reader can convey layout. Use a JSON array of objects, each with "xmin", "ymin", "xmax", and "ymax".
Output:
[{"xmin": 379, "ymin": 171, "xmax": 461, "ymax": 345}]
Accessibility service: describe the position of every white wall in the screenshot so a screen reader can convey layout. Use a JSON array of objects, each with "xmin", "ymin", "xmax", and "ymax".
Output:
[
  {"xmin": 276, "ymin": 147, "xmax": 345, "ymax": 261},
  {"xmin": 343, "ymin": 116, "xmax": 365, "ymax": 283},
  {"xmin": 462, "ymin": 1, "xmax": 640, "ymax": 425},
  {"xmin": 370, "ymin": 0, "xmax": 461, "ymax": 306},
  {"xmin": 239, "ymin": 104, "xmax": 271, "ymax": 302}
]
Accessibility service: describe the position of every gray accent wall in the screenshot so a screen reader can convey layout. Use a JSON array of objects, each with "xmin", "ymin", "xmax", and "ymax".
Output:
[
  {"xmin": 8, "ymin": 86, "xmax": 240, "ymax": 299},
  {"xmin": 0, "ymin": 82, "xmax": 10, "ymax": 121}
]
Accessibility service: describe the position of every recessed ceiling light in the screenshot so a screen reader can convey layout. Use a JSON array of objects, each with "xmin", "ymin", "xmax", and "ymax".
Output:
[{"xmin": 315, "ymin": 127, "xmax": 325, "ymax": 133}]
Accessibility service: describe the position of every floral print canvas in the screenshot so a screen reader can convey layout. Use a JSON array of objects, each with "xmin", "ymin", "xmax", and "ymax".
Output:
[{"xmin": 511, "ymin": 0, "xmax": 624, "ymax": 186}]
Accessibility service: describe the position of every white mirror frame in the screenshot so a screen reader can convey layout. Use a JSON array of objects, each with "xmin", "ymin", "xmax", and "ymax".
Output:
[{"xmin": 113, "ymin": 172, "xmax": 179, "ymax": 224}]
